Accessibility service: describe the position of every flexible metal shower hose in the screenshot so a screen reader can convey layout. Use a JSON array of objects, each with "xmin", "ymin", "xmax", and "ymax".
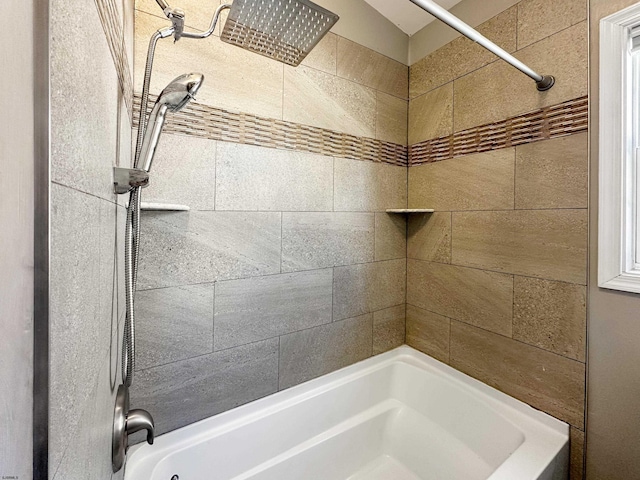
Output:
[{"xmin": 122, "ymin": 30, "xmax": 166, "ymax": 387}]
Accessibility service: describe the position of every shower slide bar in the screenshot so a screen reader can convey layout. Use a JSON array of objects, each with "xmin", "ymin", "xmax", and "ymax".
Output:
[{"xmin": 409, "ymin": 0, "xmax": 555, "ymax": 91}]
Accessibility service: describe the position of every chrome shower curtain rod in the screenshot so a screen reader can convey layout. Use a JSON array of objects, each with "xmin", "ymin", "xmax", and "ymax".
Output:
[{"xmin": 409, "ymin": 0, "xmax": 555, "ymax": 91}]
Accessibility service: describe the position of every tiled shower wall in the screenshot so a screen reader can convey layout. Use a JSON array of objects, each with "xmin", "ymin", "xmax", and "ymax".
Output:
[
  {"xmin": 405, "ymin": 0, "xmax": 588, "ymax": 478},
  {"xmin": 129, "ymin": 0, "xmax": 410, "ymax": 440},
  {"xmin": 49, "ymin": 0, "xmax": 133, "ymax": 478}
]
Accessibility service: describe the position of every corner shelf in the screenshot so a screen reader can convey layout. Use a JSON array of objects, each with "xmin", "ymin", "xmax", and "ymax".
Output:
[
  {"xmin": 385, "ymin": 209, "xmax": 434, "ymax": 214},
  {"xmin": 140, "ymin": 202, "xmax": 190, "ymax": 212}
]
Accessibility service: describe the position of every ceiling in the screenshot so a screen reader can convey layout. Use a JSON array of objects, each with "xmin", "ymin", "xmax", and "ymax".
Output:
[{"xmin": 363, "ymin": 0, "xmax": 464, "ymax": 36}]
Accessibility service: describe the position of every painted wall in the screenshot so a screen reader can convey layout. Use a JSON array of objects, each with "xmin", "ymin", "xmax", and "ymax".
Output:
[
  {"xmin": 405, "ymin": 0, "xmax": 588, "ymax": 478},
  {"xmin": 0, "ymin": 1, "xmax": 35, "ymax": 478},
  {"xmin": 587, "ymin": 1, "xmax": 640, "ymax": 478},
  {"xmin": 48, "ymin": 0, "xmax": 134, "ymax": 478},
  {"xmin": 129, "ymin": 1, "xmax": 409, "ymax": 441}
]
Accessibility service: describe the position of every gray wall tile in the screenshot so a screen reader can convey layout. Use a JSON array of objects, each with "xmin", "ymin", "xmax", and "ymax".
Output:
[
  {"xmin": 50, "ymin": 184, "xmax": 108, "ymax": 472},
  {"xmin": 373, "ymin": 305, "xmax": 406, "ymax": 354},
  {"xmin": 53, "ymin": 345, "xmax": 119, "ymax": 480},
  {"xmin": 130, "ymin": 339, "xmax": 279, "ymax": 440},
  {"xmin": 51, "ymin": 0, "xmax": 119, "ymax": 202},
  {"xmin": 141, "ymin": 133, "xmax": 217, "ymax": 210},
  {"xmin": 282, "ymin": 212, "xmax": 374, "ymax": 272},
  {"xmin": 135, "ymin": 284, "xmax": 214, "ymax": 370},
  {"xmin": 214, "ymin": 270, "xmax": 333, "ymax": 350},
  {"xmin": 215, "ymin": 142, "xmax": 334, "ymax": 211},
  {"xmin": 333, "ymin": 259, "xmax": 406, "ymax": 321},
  {"xmin": 279, "ymin": 315, "xmax": 374, "ymax": 389},
  {"xmin": 334, "ymin": 158, "xmax": 407, "ymax": 212},
  {"xmin": 138, "ymin": 211, "xmax": 281, "ymax": 289}
]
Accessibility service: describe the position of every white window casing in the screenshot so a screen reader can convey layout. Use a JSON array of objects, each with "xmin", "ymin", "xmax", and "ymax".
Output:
[{"xmin": 599, "ymin": 4, "xmax": 640, "ymax": 294}]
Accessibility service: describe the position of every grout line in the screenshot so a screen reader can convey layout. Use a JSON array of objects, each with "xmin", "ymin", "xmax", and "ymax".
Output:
[
  {"xmin": 213, "ymin": 140, "xmax": 218, "ymax": 210},
  {"xmin": 137, "ymin": 259, "xmax": 406, "ymax": 293},
  {"xmin": 212, "ymin": 282, "xmax": 216, "ymax": 353},
  {"xmin": 51, "ymin": 180, "xmax": 123, "ymax": 207},
  {"xmin": 407, "ymin": 257, "xmax": 587, "ymax": 287},
  {"xmin": 411, "ymin": 18, "xmax": 586, "ymax": 98},
  {"xmin": 280, "ymin": 212, "xmax": 283, "ymax": 273},
  {"xmin": 408, "ymin": 303, "xmax": 586, "ymax": 364},
  {"xmin": 277, "ymin": 335, "xmax": 281, "ymax": 391}
]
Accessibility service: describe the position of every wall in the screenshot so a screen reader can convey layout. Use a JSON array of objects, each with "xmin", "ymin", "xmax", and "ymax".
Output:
[
  {"xmin": 587, "ymin": 1, "xmax": 640, "ymax": 478},
  {"xmin": 0, "ymin": 0, "xmax": 35, "ymax": 478},
  {"xmin": 129, "ymin": 0, "xmax": 409, "ymax": 440},
  {"xmin": 48, "ymin": 0, "xmax": 134, "ymax": 478},
  {"xmin": 408, "ymin": 0, "xmax": 520, "ymax": 65},
  {"xmin": 405, "ymin": 0, "xmax": 588, "ymax": 478}
]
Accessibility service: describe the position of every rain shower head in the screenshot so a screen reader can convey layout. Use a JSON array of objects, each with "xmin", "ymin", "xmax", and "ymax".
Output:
[
  {"xmin": 220, "ymin": 0, "xmax": 339, "ymax": 67},
  {"xmin": 138, "ymin": 73, "xmax": 204, "ymax": 172}
]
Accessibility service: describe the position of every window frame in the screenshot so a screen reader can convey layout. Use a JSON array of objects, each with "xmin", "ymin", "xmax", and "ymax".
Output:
[{"xmin": 599, "ymin": 4, "xmax": 640, "ymax": 294}]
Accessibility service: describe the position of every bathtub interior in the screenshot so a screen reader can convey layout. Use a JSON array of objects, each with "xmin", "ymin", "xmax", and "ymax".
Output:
[{"xmin": 126, "ymin": 348, "xmax": 567, "ymax": 480}]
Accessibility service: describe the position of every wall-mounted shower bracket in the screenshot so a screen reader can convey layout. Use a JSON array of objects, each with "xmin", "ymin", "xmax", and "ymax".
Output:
[{"xmin": 113, "ymin": 167, "xmax": 150, "ymax": 195}]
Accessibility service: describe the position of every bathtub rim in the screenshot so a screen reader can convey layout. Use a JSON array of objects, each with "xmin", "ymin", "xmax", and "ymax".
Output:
[{"xmin": 125, "ymin": 345, "xmax": 569, "ymax": 479}]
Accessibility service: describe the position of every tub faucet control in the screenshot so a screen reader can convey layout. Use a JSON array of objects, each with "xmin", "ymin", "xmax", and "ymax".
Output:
[{"xmin": 112, "ymin": 384, "xmax": 155, "ymax": 472}]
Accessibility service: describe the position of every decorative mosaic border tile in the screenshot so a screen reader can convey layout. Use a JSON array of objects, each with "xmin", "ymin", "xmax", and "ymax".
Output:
[
  {"xmin": 134, "ymin": 94, "xmax": 587, "ymax": 168},
  {"xmin": 408, "ymin": 96, "xmax": 588, "ymax": 166},
  {"xmin": 95, "ymin": 0, "xmax": 134, "ymax": 115},
  {"xmin": 133, "ymin": 94, "xmax": 409, "ymax": 167}
]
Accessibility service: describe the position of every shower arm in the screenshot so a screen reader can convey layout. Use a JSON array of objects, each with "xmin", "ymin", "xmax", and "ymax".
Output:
[
  {"xmin": 408, "ymin": 0, "xmax": 555, "ymax": 91},
  {"xmin": 182, "ymin": 3, "xmax": 231, "ymax": 39}
]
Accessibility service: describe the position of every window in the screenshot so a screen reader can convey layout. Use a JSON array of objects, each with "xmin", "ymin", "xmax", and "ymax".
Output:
[{"xmin": 599, "ymin": 5, "xmax": 640, "ymax": 293}]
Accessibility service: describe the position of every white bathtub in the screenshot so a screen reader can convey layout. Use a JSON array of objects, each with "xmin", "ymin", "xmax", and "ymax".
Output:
[{"xmin": 125, "ymin": 346, "xmax": 569, "ymax": 480}]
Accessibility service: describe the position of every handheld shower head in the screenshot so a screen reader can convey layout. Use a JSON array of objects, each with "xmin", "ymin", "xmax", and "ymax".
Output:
[
  {"xmin": 137, "ymin": 73, "xmax": 204, "ymax": 172},
  {"xmin": 157, "ymin": 72, "xmax": 203, "ymax": 112}
]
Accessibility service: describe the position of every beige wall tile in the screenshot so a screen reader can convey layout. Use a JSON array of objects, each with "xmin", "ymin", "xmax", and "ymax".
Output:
[
  {"xmin": 452, "ymin": 210, "xmax": 588, "ymax": 284},
  {"xmin": 409, "ymin": 83, "xmax": 453, "ymax": 145},
  {"xmin": 301, "ymin": 32, "xmax": 337, "ymax": 75},
  {"xmin": 142, "ymin": 133, "xmax": 216, "ymax": 210},
  {"xmin": 337, "ymin": 36, "xmax": 408, "ymax": 99},
  {"xmin": 517, "ymin": 0, "xmax": 587, "ymax": 49},
  {"xmin": 334, "ymin": 159, "xmax": 407, "ymax": 212},
  {"xmin": 570, "ymin": 427, "xmax": 585, "ymax": 480},
  {"xmin": 136, "ymin": 0, "xmax": 223, "ymax": 33},
  {"xmin": 513, "ymin": 276, "xmax": 586, "ymax": 362},
  {"xmin": 515, "ymin": 133, "xmax": 588, "ymax": 209},
  {"xmin": 376, "ymin": 92, "xmax": 408, "ymax": 146},
  {"xmin": 215, "ymin": 142, "xmax": 334, "ymax": 211},
  {"xmin": 409, "ymin": 7, "xmax": 518, "ymax": 98},
  {"xmin": 135, "ymin": 10, "xmax": 284, "ymax": 119},
  {"xmin": 284, "ymin": 65, "xmax": 377, "ymax": 138},
  {"xmin": 407, "ymin": 260, "xmax": 513, "ymax": 337},
  {"xmin": 407, "ymin": 212, "xmax": 451, "ymax": 264},
  {"xmin": 408, "ymin": 149, "xmax": 515, "ymax": 211},
  {"xmin": 374, "ymin": 213, "xmax": 407, "ymax": 262},
  {"xmin": 450, "ymin": 321, "xmax": 586, "ymax": 428},
  {"xmin": 373, "ymin": 305, "xmax": 406, "ymax": 355},
  {"xmin": 406, "ymin": 304, "xmax": 450, "ymax": 364},
  {"xmin": 453, "ymin": 22, "xmax": 588, "ymax": 132}
]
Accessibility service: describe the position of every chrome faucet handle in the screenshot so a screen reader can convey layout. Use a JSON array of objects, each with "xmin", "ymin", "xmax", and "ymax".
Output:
[{"xmin": 126, "ymin": 409, "xmax": 155, "ymax": 445}]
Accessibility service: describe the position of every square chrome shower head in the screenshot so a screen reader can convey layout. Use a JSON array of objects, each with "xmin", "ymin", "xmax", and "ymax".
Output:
[{"xmin": 220, "ymin": 0, "xmax": 339, "ymax": 67}]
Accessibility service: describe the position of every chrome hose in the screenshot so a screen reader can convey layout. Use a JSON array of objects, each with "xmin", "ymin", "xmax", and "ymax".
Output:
[
  {"xmin": 122, "ymin": 187, "xmax": 140, "ymax": 386},
  {"xmin": 123, "ymin": 28, "xmax": 171, "ymax": 386}
]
